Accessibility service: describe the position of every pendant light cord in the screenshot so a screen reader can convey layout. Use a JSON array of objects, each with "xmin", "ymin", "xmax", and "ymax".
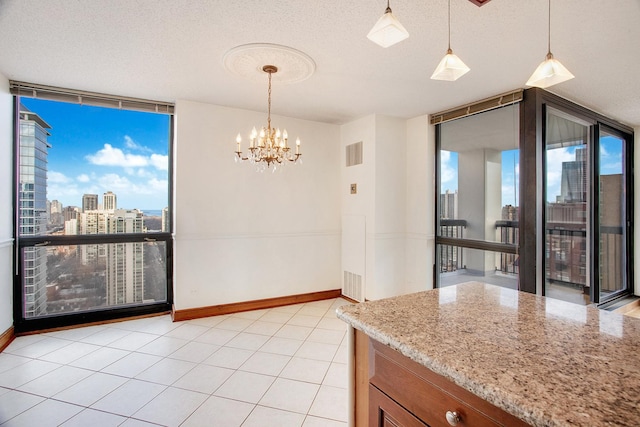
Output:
[
  {"xmin": 448, "ymin": 0, "xmax": 451, "ymax": 51},
  {"xmin": 548, "ymin": 0, "xmax": 551, "ymax": 54}
]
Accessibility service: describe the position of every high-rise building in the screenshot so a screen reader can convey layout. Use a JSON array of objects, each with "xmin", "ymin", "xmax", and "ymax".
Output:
[
  {"xmin": 62, "ymin": 206, "xmax": 78, "ymax": 222},
  {"xmin": 440, "ymin": 189, "xmax": 458, "ymax": 219},
  {"xmin": 82, "ymin": 194, "xmax": 98, "ymax": 212},
  {"xmin": 19, "ymin": 105, "xmax": 50, "ymax": 317},
  {"xmin": 106, "ymin": 209, "xmax": 144, "ymax": 305},
  {"xmin": 103, "ymin": 191, "xmax": 117, "ymax": 212},
  {"xmin": 48, "ymin": 199, "xmax": 64, "ymax": 226},
  {"xmin": 559, "ymin": 148, "xmax": 587, "ymax": 203},
  {"xmin": 161, "ymin": 207, "xmax": 169, "ymax": 232}
]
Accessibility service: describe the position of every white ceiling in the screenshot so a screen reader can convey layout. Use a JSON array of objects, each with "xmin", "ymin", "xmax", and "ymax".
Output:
[{"xmin": 1, "ymin": 0, "xmax": 639, "ymax": 126}]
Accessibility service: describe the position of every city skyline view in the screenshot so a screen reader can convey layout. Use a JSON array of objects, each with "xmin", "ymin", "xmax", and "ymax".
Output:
[
  {"xmin": 440, "ymin": 136, "xmax": 622, "ymax": 205},
  {"xmin": 21, "ymin": 98, "xmax": 170, "ymax": 211}
]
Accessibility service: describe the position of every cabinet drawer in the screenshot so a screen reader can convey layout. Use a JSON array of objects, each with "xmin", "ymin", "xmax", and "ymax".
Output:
[{"xmin": 369, "ymin": 340, "xmax": 529, "ymax": 427}]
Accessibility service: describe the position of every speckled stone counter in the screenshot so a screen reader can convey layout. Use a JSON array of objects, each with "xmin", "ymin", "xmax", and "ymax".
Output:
[{"xmin": 337, "ymin": 282, "xmax": 640, "ymax": 427}]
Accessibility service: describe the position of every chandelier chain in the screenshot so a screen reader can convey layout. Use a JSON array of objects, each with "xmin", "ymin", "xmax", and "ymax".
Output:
[{"xmin": 267, "ymin": 70, "xmax": 272, "ymax": 133}]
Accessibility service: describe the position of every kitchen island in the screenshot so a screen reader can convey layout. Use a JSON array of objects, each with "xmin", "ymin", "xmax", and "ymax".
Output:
[{"xmin": 336, "ymin": 282, "xmax": 640, "ymax": 427}]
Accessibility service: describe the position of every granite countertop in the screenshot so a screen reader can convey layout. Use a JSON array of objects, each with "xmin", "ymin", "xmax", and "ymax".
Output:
[{"xmin": 336, "ymin": 282, "xmax": 640, "ymax": 427}]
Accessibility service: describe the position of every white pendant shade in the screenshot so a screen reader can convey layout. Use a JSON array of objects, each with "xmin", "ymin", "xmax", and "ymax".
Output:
[
  {"xmin": 526, "ymin": 52, "xmax": 574, "ymax": 88},
  {"xmin": 367, "ymin": 9, "xmax": 409, "ymax": 48},
  {"xmin": 431, "ymin": 49, "xmax": 470, "ymax": 81}
]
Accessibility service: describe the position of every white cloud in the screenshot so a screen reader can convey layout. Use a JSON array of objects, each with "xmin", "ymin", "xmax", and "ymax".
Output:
[
  {"xmin": 76, "ymin": 174, "xmax": 90, "ymax": 183},
  {"xmin": 48, "ymin": 171, "xmax": 71, "ymax": 184},
  {"xmin": 86, "ymin": 144, "xmax": 148, "ymax": 167},
  {"xmin": 546, "ymin": 147, "xmax": 576, "ymax": 202},
  {"xmin": 150, "ymin": 154, "xmax": 168, "ymax": 171},
  {"xmin": 124, "ymin": 135, "xmax": 152, "ymax": 152},
  {"xmin": 148, "ymin": 178, "xmax": 168, "ymax": 191},
  {"xmin": 98, "ymin": 173, "xmax": 134, "ymax": 191}
]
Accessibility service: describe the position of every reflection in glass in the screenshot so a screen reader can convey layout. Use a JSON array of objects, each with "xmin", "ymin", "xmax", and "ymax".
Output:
[
  {"xmin": 22, "ymin": 241, "xmax": 167, "ymax": 319},
  {"xmin": 544, "ymin": 108, "xmax": 590, "ymax": 305},
  {"xmin": 438, "ymin": 104, "xmax": 519, "ymax": 288}
]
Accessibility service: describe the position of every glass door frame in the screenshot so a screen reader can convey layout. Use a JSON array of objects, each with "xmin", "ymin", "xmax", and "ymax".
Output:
[
  {"xmin": 520, "ymin": 88, "xmax": 634, "ymax": 304},
  {"xmin": 593, "ymin": 124, "xmax": 633, "ymax": 304}
]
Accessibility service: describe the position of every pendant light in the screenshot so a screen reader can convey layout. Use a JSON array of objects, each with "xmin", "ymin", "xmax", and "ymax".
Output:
[
  {"xmin": 367, "ymin": 0, "xmax": 409, "ymax": 48},
  {"xmin": 526, "ymin": 0, "xmax": 574, "ymax": 88},
  {"xmin": 431, "ymin": 0, "xmax": 470, "ymax": 81}
]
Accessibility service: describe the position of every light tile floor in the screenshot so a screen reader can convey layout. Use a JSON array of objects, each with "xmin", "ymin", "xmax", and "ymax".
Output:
[{"xmin": 0, "ymin": 298, "xmax": 351, "ymax": 426}]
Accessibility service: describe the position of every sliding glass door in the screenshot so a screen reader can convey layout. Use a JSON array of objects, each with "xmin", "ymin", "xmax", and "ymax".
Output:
[
  {"xmin": 597, "ymin": 128, "xmax": 628, "ymax": 302},
  {"xmin": 544, "ymin": 108, "xmax": 591, "ymax": 304},
  {"xmin": 543, "ymin": 108, "xmax": 631, "ymax": 305}
]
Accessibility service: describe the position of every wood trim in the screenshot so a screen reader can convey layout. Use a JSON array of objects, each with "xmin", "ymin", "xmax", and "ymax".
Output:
[
  {"xmin": 0, "ymin": 326, "xmax": 15, "ymax": 352},
  {"xmin": 172, "ymin": 289, "xmax": 343, "ymax": 322},
  {"xmin": 355, "ymin": 329, "xmax": 370, "ymax": 427}
]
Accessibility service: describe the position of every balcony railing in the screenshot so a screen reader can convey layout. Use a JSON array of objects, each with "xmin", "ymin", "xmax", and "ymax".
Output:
[
  {"xmin": 496, "ymin": 220, "xmax": 519, "ymax": 275},
  {"xmin": 439, "ymin": 219, "xmax": 466, "ymax": 273}
]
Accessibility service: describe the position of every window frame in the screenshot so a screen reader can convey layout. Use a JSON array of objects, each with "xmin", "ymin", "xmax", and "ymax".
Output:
[
  {"xmin": 435, "ymin": 88, "xmax": 634, "ymax": 304},
  {"xmin": 12, "ymin": 92, "xmax": 174, "ymax": 333}
]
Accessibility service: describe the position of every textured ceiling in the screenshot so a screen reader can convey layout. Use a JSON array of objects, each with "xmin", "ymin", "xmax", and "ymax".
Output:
[{"xmin": 0, "ymin": 0, "xmax": 639, "ymax": 126}]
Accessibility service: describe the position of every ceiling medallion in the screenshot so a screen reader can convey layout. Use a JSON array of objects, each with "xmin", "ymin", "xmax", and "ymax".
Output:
[{"xmin": 223, "ymin": 43, "xmax": 316, "ymax": 84}]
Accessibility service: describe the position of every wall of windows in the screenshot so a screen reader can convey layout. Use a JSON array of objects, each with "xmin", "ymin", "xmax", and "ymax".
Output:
[
  {"xmin": 436, "ymin": 88, "xmax": 633, "ymax": 306},
  {"xmin": 12, "ymin": 83, "xmax": 174, "ymax": 332}
]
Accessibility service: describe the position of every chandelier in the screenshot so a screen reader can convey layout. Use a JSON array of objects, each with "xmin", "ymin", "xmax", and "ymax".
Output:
[{"xmin": 234, "ymin": 65, "xmax": 301, "ymax": 171}]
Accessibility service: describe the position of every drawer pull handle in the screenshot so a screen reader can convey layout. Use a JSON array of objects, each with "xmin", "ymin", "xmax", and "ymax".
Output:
[{"xmin": 446, "ymin": 410, "xmax": 461, "ymax": 426}]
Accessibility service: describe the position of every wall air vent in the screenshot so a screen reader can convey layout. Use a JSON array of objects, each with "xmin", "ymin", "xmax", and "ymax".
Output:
[
  {"xmin": 343, "ymin": 271, "xmax": 364, "ymax": 302},
  {"xmin": 346, "ymin": 141, "xmax": 363, "ymax": 167}
]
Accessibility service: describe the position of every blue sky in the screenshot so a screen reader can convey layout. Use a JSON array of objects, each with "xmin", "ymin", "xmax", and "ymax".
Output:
[
  {"xmin": 441, "ymin": 136, "xmax": 623, "ymax": 205},
  {"xmin": 22, "ymin": 98, "xmax": 170, "ymax": 211}
]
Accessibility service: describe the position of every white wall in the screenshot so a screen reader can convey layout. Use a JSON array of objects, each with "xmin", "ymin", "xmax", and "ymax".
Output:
[
  {"xmin": 372, "ymin": 116, "xmax": 406, "ymax": 299},
  {"xmin": 0, "ymin": 73, "xmax": 14, "ymax": 333},
  {"xmin": 173, "ymin": 100, "xmax": 341, "ymax": 310},
  {"xmin": 340, "ymin": 114, "xmax": 433, "ymax": 301},
  {"xmin": 405, "ymin": 116, "xmax": 434, "ymax": 294},
  {"xmin": 340, "ymin": 115, "xmax": 375, "ymax": 299}
]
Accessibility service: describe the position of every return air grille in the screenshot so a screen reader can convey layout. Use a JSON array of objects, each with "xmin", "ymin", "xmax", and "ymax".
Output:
[
  {"xmin": 346, "ymin": 142, "xmax": 363, "ymax": 167},
  {"xmin": 343, "ymin": 271, "xmax": 364, "ymax": 302}
]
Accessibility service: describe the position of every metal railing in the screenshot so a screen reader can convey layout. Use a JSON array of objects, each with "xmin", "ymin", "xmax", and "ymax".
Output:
[{"xmin": 439, "ymin": 219, "xmax": 466, "ymax": 272}]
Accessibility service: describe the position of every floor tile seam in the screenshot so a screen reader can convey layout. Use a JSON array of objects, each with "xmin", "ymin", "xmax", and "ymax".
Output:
[
  {"xmin": 9, "ymin": 362, "xmax": 86, "ymax": 392},
  {"xmin": 0, "ymin": 394, "xmax": 44, "ymax": 425},
  {"xmin": 17, "ymin": 365, "xmax": 96, "ymax": 399},
  {"xmin": 307, "ymin": 384, "xmax": 347, "ymax": 422},
  {"xmin": 36, "ymin": 343, "xmax": 106, "ymax": 365},
  {"xmin": 132, "ymin": 358, "xmax": 202, "ymax": 387},
  {"xmin": 3, "ymin": 339, "xmax": 77, "ymax": 359},
  {"xmin": 87, "ymin": 382, "xmax": 170, "ymax": 415},
  {"xmin": 257, "ymin": 380, "xmax": 323, "ymax": 416},
  {"xmin": 203, "ymin": 393, "xmax": 259, "ymax": 412},
  {"xmin": 302, "ymin": 413, "xmax": 347, "ymax": 425},
  {"xmin": 127, "ymin": 386, "xmax": 212, "ymax": 426},
  {"xmin": 249, "ymin": 402, "xmax": 311, "ymax": 420}
]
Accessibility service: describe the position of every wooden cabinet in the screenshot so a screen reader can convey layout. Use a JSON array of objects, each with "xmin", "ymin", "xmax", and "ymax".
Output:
[{"xmin": 355, "ymin": 330, "xmax": 529, "ymax": 427}]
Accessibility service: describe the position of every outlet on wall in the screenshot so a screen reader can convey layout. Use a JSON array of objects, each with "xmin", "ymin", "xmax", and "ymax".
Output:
[{"xmin": 350, "ymin": 183, "xmax": 357, "ymax": 194}]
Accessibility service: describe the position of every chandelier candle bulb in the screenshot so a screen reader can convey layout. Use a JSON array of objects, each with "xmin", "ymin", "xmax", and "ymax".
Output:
[{"xmin": 236, "ymin": 133, "xmax": 241, "ymax": 151}]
